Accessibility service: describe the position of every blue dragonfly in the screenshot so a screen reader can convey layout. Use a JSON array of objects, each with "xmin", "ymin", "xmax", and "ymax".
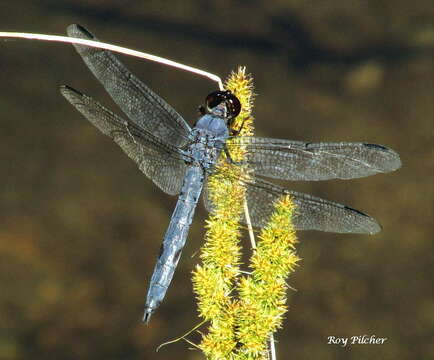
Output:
[{"xmin": 60, "ymin": 25, "xmax": 401, "ymax": 323}]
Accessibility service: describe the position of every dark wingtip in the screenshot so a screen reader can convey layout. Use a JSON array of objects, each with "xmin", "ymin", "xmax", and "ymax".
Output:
[
  {"xmin": 59, "ymin": 84, "xmax": 83, "ymax": 97},
  {"xmin": 363, "ymin": 143, "xmax": 402, "ymax": 172},
  {"xmin": 59, "ymin": 84, "xmax": 71, "ymax": 93},
  {"xmin": 366, "ymin": 218, "xmax": 382, "ymax": 235},
  {"xmin": 363, "ymin": 143, "xmax": 388, "ymax": 151},
  {"xmin": 386, "ymin": 149, "xmax": 402, "ymax": 172},
  {"xmin": 66, "ymin": 24, "xmax": 95, "ymax": 39},
  {"xmin": 344, "ymin": 205, "xmax": 382, "ymax": 235}
]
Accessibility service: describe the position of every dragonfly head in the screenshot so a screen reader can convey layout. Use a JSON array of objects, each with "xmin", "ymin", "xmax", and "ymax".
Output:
[{"xmin": 199, "ymin": 90, "xmax": 241, "ymax": 124}]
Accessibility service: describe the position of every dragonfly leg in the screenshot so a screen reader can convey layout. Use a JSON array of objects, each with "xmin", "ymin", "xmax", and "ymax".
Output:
[
  {"xmin": 224, "ymin": 145, "xmax": 234, "ymax": 163},
  {"xmin": 223, "ymin": 145, "xmax": 246, "ymax": 166},
  {"xmin": 229, "ymin": 115, "xmax": 247, "ymax": 136}
]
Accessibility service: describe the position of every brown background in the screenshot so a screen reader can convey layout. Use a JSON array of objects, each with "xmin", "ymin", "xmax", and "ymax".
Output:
[{"xmin": 0, "ymin": 1, "xmax": 432, "ymax": 359}]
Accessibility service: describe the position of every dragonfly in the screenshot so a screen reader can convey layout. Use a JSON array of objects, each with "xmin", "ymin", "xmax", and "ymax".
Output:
[{"xmin": 60, "ymin": 24, "xmax": 401, "ymax": 323}]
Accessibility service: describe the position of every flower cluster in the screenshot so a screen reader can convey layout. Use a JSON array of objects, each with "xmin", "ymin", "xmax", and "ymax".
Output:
[{"xmin": 192, "ymin": 68, "xmax": 299, "ymax": 359}]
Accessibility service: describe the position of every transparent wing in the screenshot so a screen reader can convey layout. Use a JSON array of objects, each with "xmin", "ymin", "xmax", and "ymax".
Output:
[
  {"xmin": 203, "ymin": 173, "xmax": 381, "ymax": 234},
  {"xmin": 61, "ymin": 85, "xmax": 186, "ymax": 195},
  {"xmin": 228, "ymin": 137, "xmax": 401, "ymax": 181},
  {"xmin": 67, "ymin": 24, "xmax": 191, "ymax": 147}
]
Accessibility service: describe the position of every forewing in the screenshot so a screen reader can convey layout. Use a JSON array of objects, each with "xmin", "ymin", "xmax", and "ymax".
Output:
[
  {"xmin": 229, "ymin": 137, "xmax": 401, "ymax": 181},
  {"xmin": 67, "ymin": 24, "xmax": 191, "ymax": 147},
  {"xmin": 61, "ymin": 85, "xmax": 186, "ymax": 195},
  {"xmin": 203, "ymin": 174, "xmax": 381, "ymax": 234}
]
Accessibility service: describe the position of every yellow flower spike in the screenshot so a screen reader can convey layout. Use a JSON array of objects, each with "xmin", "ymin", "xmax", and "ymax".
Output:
[
  {"xmin": 235, "ymin": 195, "xmax": 299, "ymax": 359},
  {"xmin": 192, "ymin": 67, "xmax": 255, "ymax": 357},
  {"xmin": 192, "ymin": 69, "xmax": 298, "ymax": 360}
]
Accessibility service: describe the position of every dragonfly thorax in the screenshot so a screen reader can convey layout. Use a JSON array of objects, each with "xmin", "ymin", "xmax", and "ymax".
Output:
[
  {"xmin": 194, "ymin": 113, "xmax": 229, "ymax": 138},
  {"xmin": 183, "ymin": 116, "xmax": 229, "ymax": 170}
]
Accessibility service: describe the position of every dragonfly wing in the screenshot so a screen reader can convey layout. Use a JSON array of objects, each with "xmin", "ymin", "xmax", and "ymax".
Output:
[
  {"xmin": 61, "ymin": 85, "xmax": 186, "ymax": 195},
  {"xmin": 66, "ymin": 24, "xmax": 191, "ymax": 147},
  {"xmin": 203, "ymin": 174, "xmax": 381, "ymax": 234},
  {"xmin": 229, "ymin": 137, "xmax": 401, "ymax": 181}
]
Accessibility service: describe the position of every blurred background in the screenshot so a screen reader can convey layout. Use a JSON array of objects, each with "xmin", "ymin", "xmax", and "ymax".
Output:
[{"xmin": 0, "ymin": 1, "xmax": 432, "ymax": 359}]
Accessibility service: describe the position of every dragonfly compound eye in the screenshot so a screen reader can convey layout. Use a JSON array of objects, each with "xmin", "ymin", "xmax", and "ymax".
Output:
[
  {"xmin": 205, "ymin": 90, "xmax": 241, "ymax": 119},
  {"xmin": 225, "ymin": 93, "xmax": 241, "ymax": 119}
]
